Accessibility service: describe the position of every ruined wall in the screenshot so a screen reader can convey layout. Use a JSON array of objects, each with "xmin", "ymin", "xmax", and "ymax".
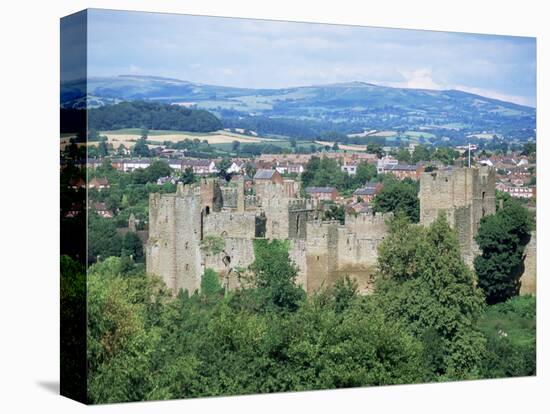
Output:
[
  {"xmin": 289, "ymin": 239, "xmax": 308, "ymax": 290},
  {"xmin": 202, "ymin": 237, "xmax": 256, "ymax": 291},
  {"xmin": 221, "ymin": 187, "xmax": 237, "ymax": 209},
  {"xmin": 245, "ymin": 195, "xmax": 260, "ymax": 210},
  {"xmin": 203, "ymin": 210, "xmax": 257, "ymax": 239},
  {"xmin": 305, "ymin": 221, "xmax": 339, "ymax": 294},
  {"xmin": 520, "ymin": 231, "xmax": 536, "ymax": 295},
  {"xmin": 200, "ymin": 178, "xmax": 223, "ymax": 213},
  {"xmin": 261, "ymin": 183, "xmax": 292, "ymax": 239},
  {"xmin": 337, "ymin": 211, "xmax": 391, "ymax": 293},
  {"xmin": 146, "ymin": 184, "xmax": 202, "ymax": 294},
  {"xmin": 420, "ymin": 167, "xmax": 496, "ymax": 264}
]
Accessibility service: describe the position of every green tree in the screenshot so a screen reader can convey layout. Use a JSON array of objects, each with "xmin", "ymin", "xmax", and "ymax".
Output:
[
  {"xmin": 411, "ymin": 145, "xmax": 432, "ymax": 163},
  {"xmin": 474, "ymin": 200, "xmax": 534, "ymax": 304},
  {"xmin": 133, "ymin": 137, "xmax": 150, "ymax": 157},
  {"xmin": 180, "ymin": 167, "xmax": 196, "ymax": 185},
  {"xmin": 479, "ymin": 295, "xmax": 536, "ymax": 378},
  {"xmin": 375, "ymin": 213, "xmax": 486, "ymax": 379},
  {"xmin": 372, "ymin": 176, "xmax": 420, "ymax": 222},
  {"xmin": 396, "ymin": 147, "xmax": 411, "ymax": 163},
  {"xmin": 201, "ymin": 268, "xmax": 222, "ymax": 297},
  {"xmin": 121, "ymin": 232, "xmax": 144, "ymax": 262},
  {"xmin": 367, "ymin": 143, "xmax": 384, "ymax": 158},
  {"xmin": 88, "ymin": 216, "xmax": 122, "ymax": 262},
  {"xmin": 250, "ymin": 239, "xmax": 306, "ymax": 311},
  {"xmin": 354, "ymin": 162, "xmax": 377, "ymax": 185},
  {"xmin": 87, "ymin": 258, "xmax": 171, "ymax": 403},
  {"xmin": 145, "ymin": 160, "xmax": 172, "ymax": 183},
  {"xmin": 217, "ymin": 157, "xmax": 233, "ymax": 181}
]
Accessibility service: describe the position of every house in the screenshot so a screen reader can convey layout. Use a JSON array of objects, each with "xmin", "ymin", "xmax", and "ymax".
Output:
[
  {"xmin": 227, "ymin": 161, "xmax": 243, "ymax": 174},
  {"xmin": 346, "ymin": 201, "xmax": 372, "ymax": 214},
  {"xmin": 341, "ymin": 161, "xmax": 359, "ymax": 175},
  {"xmin": 478, "ymin": 158, "xmax": 494, "ymax": 167},
  {"xmin": 167, "ymin": 158, "xmax": 183, "ymax": 171},
  {"xmin": 110, "ymin": 158, "xmax": 125, "ymax": 171},
  {"xmin": 275, "ymin": 163, "xmax": 305, "ymax": 175},
  {"xmin": 88, "ymin": 177, "xmax": 110, "ymax": 191},
  {"xmin": 253, "ymin": 169, "xmax": 283, "ymax": 184},
  {"xmin": 86, "ymin": 158, "xmax": 103, "ymax": 169},
  {"xmin": 305, "ymin": 186, "xmax": 339, "ymax": 201},
  {"xmin": 90, "ymin": 202, "xmax": 114, "ymax": 218},
  {"xmin": 501, "ymin": 185, "xmax": 536, "ymax": 199},
  {"xmin": 123, "ymin": 158, "xmax": 151, "ymax": 172},
  {"xmin": 378, "ymin": 164, "xmax": 423, "ymax": 180},
  {"xmin": 376, "ymin": 156, "xmax": 399, "ymax": 173},
  {"xmin": 157, "ymin": 176, "xmax": 177, "ymax": 185},
  {"xmin": 181, "ymin": 159, "xmax": 217, "ymax": 175},
  {"xmin": 353, "ymin": 182, "xmax": 383, "ymax": 203}
]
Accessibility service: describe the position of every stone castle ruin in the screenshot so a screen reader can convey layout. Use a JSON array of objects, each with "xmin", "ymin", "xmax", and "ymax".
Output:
[
  {"xmin": 146, "ymin": 166, "xmax": 534, "ymax": 295},
  {"xmin": 419, "ymin": 167, "xmax": 496, "ymax": 265}
]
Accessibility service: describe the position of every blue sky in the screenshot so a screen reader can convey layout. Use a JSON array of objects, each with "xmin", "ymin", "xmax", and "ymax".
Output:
[{"xmin": 87, "ymin": 9, "xmax": 536, "ymax": 107}]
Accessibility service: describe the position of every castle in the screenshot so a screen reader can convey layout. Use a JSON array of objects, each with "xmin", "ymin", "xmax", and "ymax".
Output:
[{"xmin": 146, "ymin": 166, "xmax": 499, "ymax": 295}]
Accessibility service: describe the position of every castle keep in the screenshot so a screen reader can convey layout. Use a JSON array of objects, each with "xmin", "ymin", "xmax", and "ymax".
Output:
[
  {"xmin": 419, "ymin": 166, "xmax": 496, "ymax": 265},
  {"xmin": 146, "ymin": 166, "xmax": 498, "ymax": 295}
]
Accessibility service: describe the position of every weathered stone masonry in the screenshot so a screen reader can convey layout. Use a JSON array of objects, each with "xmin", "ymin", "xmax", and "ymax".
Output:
[{"xmin": 147, "ymin": 166, "xmax": 535, "ymax": 295}]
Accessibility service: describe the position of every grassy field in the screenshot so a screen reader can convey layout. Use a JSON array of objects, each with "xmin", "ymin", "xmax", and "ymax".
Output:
[
  {"xmin": 315, "ymin": 140, "xmax": 367, "ymax": 151},
  {"xmin": 100, "ymin": 129, "xmax": 277, "ymax": 148}
]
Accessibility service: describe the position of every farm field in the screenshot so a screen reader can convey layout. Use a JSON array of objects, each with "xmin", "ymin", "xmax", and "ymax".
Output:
[
  {"xmin": 315, "ymin": 140, "xmax": 367, "ymax": 151},
  {"xmin": 100, "ymin": 129, "xmax": 277, "ymax": 148}
]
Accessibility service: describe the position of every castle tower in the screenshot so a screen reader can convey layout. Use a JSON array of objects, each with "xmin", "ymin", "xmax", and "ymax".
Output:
[
  {"xmin": 200, "ymin": 177, "xmax": 223, "ymax": 214},
  {"xmin": 146, "ymin": 185, "xmax": 203, "ymax": 294},
  {"xmin": 419, "ymin": 166, "xmax": 496, "ymax": 264}
]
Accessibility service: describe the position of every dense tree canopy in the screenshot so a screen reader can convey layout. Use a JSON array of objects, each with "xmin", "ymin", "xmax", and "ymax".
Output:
[
  {"xmin": 372, "ymin": 176, "xmax": 420, "ymax": 222},
  {"xmin": 88, "ymin": 101, "xmax": 223, "ymax": 132},
  {"xmin": 82, "ymin": 209, "xmax": 535, "ymax": 403},
  {"xmin": 374, "ymin": 213, "xmax": 486, "ymax": 378},
  {"xmin": 474, "ymin": 199, "xmax": 534, "ymax": 304},
  {"xmin": 301, "ymin": 156, "xmax": 377, "ymax": 194}
]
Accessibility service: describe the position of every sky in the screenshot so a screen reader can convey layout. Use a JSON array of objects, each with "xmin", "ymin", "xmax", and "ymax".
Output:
[{"xmin": 86, "ymin": 9, "xmax": 536, "ymax": 107}]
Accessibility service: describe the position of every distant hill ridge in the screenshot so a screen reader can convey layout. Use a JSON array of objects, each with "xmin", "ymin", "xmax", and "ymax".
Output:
[{"xmin": 61, "ymin": 74, "xmax": 535, "ymax": 141}]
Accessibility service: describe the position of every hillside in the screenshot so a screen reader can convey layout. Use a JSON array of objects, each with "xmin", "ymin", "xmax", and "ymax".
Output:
[{"xmin": 61, "ymin": 75, "xmax": 536, "ymax": 142}]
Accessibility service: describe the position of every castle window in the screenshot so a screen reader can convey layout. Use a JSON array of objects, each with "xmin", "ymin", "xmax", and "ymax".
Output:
[
  {"xmin": 185, "ymin": 264, "xmax": 189, "ymax": 271},
  {"xmin": 185, "ymin": 242, "xmax": 189, "ymax": 249}
]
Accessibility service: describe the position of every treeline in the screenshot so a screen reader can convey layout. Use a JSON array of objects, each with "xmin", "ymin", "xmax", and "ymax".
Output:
[
  {"xmin": 88, "ymin": 101, "xmax": 223, "ymax": 132},
  {"xmin": 60, "ymin": 212, "xmax": 535, "ymax": 403}
]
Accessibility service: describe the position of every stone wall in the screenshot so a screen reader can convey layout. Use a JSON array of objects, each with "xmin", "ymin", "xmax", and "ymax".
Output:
[
  {"xmin": 203, "ymin": 210, "xmax": 257, "ymax": 239},
  {"xmin": 520, "ymin": 231, "xmax": 536, "ymax": 295},
  {"xmin": 146, "ymin": 167, "xmax": 531, "ymax": 300},
  {"xmin": 146, "ymin": 184, "xmax": 202, "ymax": 294},
  {"xmin": 202, "ymin": 237, "xmax": 255, "ymax": 291},
  {"xmin": 420, "ymin": 166, "xmax": 496, "ymax": 264}
]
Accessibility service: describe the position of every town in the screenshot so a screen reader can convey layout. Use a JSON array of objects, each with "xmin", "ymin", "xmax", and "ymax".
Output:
[{"xmin": 75, "ymin": 139, "xmax": 536, "ymax": 218}]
